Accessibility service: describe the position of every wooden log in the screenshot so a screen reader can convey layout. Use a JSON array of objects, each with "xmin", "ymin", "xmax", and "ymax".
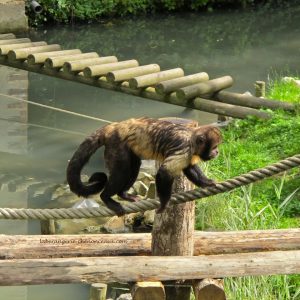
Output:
[
  {"xmin": 90, "ymin": 283, "xmax": 107, "ymax": 300},
  {"xmin": 254, "ymin": 80, "xmax": 266, "ymax": 97},
  {"xmin": 107, "ymin": 64, "xmax": 160, "ymax": 83},
  {"xmin": 193, "ymin": 279, "xmax": 225, "ymax": 300},
  {"xmin": 0, "ymin": 251, "xmax": 299, "ymax": 285},
  {"xmin": 155, "ymin": 72, "xmax": 209, "ymax": 95},
  {"xmin": 131, "ymin": 282, "xmax": 165, "ymax": 300},
  {"xmin": 192, "ymin": 97, "xmax": 271, "ymax": 119},
  {"xmin": 27, "ymin": 49, "xmax": 82, "ymax": 65},
  {"xmin": 63, "ymin": 56, "xmax": 118, "ymax": 74},
  {"xmin": 0, "ymin": 38, "xmax": 31, "ymax": 45},
  {"xmin": 129, "ymin": 68, "xmax": 184, "ymax": 89},
  {"xmin": 8, "ymin": 44, "xmax": 61, "ymax": 61},
  {"xmin": 176, "ymin": 76, "xmax": 234, "ymax": 101},
  {"xmin": 0, "ymin": 42, "xmax": 47, "ymax": 55},
  {"xmin": 1, "ymin": 228, "xmax": 299, "ymax": 259},
  {"xmin": 152, "ymin": 118, "xmax": 196, "ymax": 300},
  {"xmin": 83, "ymin": 60, "xmax": 139, "ymax": 78},
  {"xmin": 214, "ymin": 90, "xmax": 294, "ymax": 111},
  {"xmin": 0, "ymin": 33, "xmax": 16, "ymax": 39},
  {"xmin": 45, "ymin": 52, "xmax": 99, "ymax": 69}
]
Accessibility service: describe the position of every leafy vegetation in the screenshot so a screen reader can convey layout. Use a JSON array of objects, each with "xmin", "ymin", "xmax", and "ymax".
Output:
[
  {"xmin": 195, "ymin": 78, "xmax": 300, "ymax": 299},
  {"xmin": 27, "ymin": 0, "xmax": 295, "ymax": 25}
]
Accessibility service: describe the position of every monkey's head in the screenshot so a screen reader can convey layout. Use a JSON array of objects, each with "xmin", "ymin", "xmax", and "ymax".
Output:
[{"xmin": 192, "ymin": 126, "xmax": 222, "ymax": 161}]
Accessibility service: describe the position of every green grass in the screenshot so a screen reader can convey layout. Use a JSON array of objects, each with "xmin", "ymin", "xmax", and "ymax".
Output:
[{"xmin": 195, "ymin": 77, "xmax": 300, "ymax": 299}]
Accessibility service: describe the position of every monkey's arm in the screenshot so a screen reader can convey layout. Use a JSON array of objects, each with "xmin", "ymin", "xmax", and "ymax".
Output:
[{"xmin": 183, "ymin": 164, "xmax": 216, "ymax": 188}]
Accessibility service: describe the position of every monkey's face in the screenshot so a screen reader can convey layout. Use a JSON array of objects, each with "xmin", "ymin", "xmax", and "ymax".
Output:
[{"xmin": 195, "ymin": 126, "xmax": 222, "ymax": 161}]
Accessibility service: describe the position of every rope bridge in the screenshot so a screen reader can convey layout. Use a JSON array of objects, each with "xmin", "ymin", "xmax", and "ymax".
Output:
[{"xmin": 0, "ymin": 154, "xmax": 299, "ymax": 220}]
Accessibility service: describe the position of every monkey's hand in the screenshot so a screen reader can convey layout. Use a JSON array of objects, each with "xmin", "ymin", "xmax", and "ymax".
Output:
[{"xmin": 198, "ymin": 178, "xmax": 217, "ymax": 188}]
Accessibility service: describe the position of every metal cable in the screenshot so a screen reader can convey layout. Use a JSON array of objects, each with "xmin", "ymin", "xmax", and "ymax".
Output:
[{"xmin": 0, "ymin": 154, "xmax": 299, "ymax": 220}]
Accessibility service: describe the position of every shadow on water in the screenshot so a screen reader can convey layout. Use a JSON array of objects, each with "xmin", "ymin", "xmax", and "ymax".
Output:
[{"xmin": 0, "ymin": 3, "xmax": 299, "ymax": 299}]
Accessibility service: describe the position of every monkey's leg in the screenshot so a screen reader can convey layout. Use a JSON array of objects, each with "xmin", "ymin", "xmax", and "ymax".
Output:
[
  {"xmin": 155, "ymin": 166, "xmax": 174, "ymax": 213},
  {"xmin": 100, "ymin": 175, "xmax": 127, "ymax": 216},
  {"xmin": 101, "ymin": 148, "xmax": 141, "ymax": 215},
  {"xmin": 117, "ymin": 151, "xmax": 141, "ymax": 202},
  {"xmin": 183, "ymin": 164, "xmax": 216, "ymax": 187}
]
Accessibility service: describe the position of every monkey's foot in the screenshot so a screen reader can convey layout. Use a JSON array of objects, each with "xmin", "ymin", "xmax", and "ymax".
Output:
[
  {"xmin": 104, "ymin": 200, "xmax": 125, "ymax": 216},
  {"xmin": 118, "ymin": 192, "xmax": 140, "ymax": 202}
]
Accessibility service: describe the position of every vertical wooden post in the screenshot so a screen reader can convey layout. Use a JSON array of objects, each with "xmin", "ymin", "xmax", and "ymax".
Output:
[
  {"xmin": 89, "ymin": 283, "xmax": 107, "ymax": 300},
  {"xmin": 131, "ymin": 282, "xmax": 166, "ymax": 300},
  {"xmin": 151, "ymin": 118, "xmax": 196, "ymax": 300},
  {"xmin": 40, "ymin": 220, "xmax": 56, "ymax": 234},
  {"xmin": 255, "ymin": 80, "xmax": 266, "ymax": 98},
  {"xmin": 193, "ymin": 279, "xmax": 226, "ymax": 300}
]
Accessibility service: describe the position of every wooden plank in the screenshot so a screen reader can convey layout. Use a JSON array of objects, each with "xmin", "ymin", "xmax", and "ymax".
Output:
[
  {"xmin": 0, "ymin": 38, "xmax": 31, "ymax": 45},
  {"xmin": 192, "ymin": 97, "xmax": 271, "ymax": 119},
  {"xmin": 83, "ymin": 60, "xmax": 139, "ymax": 78},
  {"xmin": 129, "ymin": 68, "xmax": 184, "ymax": 89},
  {"xmin": 107, "ymin": 64, "xmax": 160, "ymax": 83},
  {"xmin": 155, "ymin": 72, "xmax": 209, "ymax": 95},
  {"xmin": 8, "ymin": 44, "xmax": 61, "ymax": 60},
  {"xmin": 27, "ymin": 49, "xmax": 82, "ymax": 65},
  {"xmin": 0, "ymin": 229, "xmax": 299, "ymax": 259},
  {"xmin": 45, "ymin": 52, "xmax": 99, "ymax": 69},
  {"xmin": 0, "ymin": 42, "xmax": 47, "ymax": 55},
  {"xmin": 0, "ymin": 251, "xmax": 299, "ymax": 285},
  {"xmin": 214, "ymin": 90, "xmax": 294, "ymax": 111},
  {"xmin": 176, "ymin": 76, "xmax": 234, "ymax": 100},
  {"xmin": 63, "ymin": 56, "xmax": 118, "ymax": 73}
]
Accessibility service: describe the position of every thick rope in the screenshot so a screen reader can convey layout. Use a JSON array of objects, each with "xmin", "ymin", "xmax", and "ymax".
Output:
[{"xmin": 0, "ymin": 154, "xmax": 299, "ymax": 220}]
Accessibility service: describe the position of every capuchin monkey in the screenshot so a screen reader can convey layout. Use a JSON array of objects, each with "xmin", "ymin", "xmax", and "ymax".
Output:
[{"xmin": 67, "ymin": 117, "xmax": 222, "ymax": 216}]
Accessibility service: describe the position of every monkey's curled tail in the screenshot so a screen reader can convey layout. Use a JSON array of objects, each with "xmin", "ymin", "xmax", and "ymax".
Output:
[{"xmin": 66, "ymin": 129, "xmax": 107, "ymax": 197}]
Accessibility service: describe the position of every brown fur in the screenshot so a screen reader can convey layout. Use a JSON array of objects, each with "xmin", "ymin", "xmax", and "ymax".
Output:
[{"xmin": 66, "ymin": 117, "xmax": 222, "ymax": 215}]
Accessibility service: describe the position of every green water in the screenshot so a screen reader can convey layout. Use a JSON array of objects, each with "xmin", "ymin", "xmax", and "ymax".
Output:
[{"xmin": 0, "ymin": 4, "xmax": 299, "ymax": 299}]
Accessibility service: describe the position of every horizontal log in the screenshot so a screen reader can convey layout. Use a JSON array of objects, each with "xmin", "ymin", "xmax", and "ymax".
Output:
[
  {"xmin": 176, "ymin": 76, "xmax": 234, "ymax": 101},
  {"xmin": 155, "ymin": 72, "xmax": 209, "ymax": 95},
  {"xmin": 0, "ymin": 42, "xmax": 47, "ymax": 55},
  {"xmin": 214, "ymin": 90, "xmax": 294, "ymax": 111},
  {"xmin": 63, "ymin": 56, "xmax": 118, "ymax": 73},
  {"xmin": 0, "ymin": 33, "xmax": 16, "ymax": 40},
  {"xmin": 129, "ymin": 68, "xmax": 184, "ymax": 89},
  {"xmin": 191, "ymin": 97, "xmax": 271, "ymax": 119},
  {"xmin": 83, "ymin": 60, "xmax": 139, "ymax": 78},
  {"xmin": 8, "ymin": 44, "xmax": 61, "ymax": 60},
  {"xmin": 27, "ymin": 49, "xmax": 82, "ymax": 65},
  {"xmin": 45, "ymin": 52, "xmax": 99, "ymax": 69},
  {"xmin": 0, "ymin": 229, "xmax": 299, "ymax": 259},
  {"xmin": 0, "ymin": 250, "xmax": 299, "ymax": 285},
  {"xmin": 107, "ymin": 64, "xmax": 160, "ymax": 83},
  {"xmin": 0, "ymin": 38, "xmax": 31, "ymax": 45}
]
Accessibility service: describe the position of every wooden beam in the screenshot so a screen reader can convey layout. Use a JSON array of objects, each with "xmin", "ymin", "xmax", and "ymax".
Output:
[
  {"xmin": 0, "ymin": 251, "xmax": 299, "ymax": 285},
  {"xmin": 0, "ymin": 229, "xmax": 299, "ymax": 259},
  {"xmin": 214, "ymin": 90, "xmax": 294, "ymax": 111}
]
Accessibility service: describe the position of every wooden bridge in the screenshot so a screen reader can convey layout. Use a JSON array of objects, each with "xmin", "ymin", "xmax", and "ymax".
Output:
[{"xmin": 0, "ymin": 33, "xmax": 294, "ymax": 120}]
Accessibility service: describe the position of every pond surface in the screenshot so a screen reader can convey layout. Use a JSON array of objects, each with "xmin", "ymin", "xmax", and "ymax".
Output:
[{"xmin": 0, "ymin": 3, "xmax": 299, "ymax": 299}]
